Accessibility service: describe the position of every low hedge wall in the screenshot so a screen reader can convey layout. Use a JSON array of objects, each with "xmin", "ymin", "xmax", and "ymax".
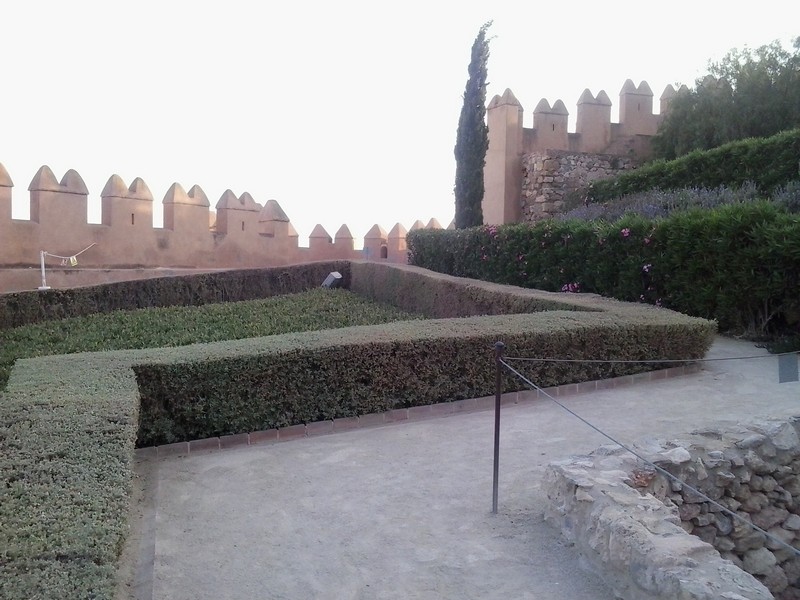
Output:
[
  {"xmin": 135, "ymin": 309, "xmax": 713, "ymax": 446},
  {"xmin": 0, "ymin": 262, "xmax": 716, "ymax": 598},
  {"xmin": 0, "ymin": 353, "xmax": 141, "ymax": 599},
  {"xmin": 0, "ymin": 261, "xmax": 351, "ymax": 329},
  {"xmin": 348, "ymin": 261, "xmax": 602, "ymax": 316}
]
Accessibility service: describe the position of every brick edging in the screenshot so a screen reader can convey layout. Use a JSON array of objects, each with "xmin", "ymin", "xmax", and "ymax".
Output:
[{"xmin": 136, "ymin": 363, "xmax": 702, "ymax": 459}]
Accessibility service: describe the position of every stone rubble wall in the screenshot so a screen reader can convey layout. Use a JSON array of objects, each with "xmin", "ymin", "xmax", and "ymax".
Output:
[
  {"xmin": 544, "ymin": 418, "xmax": 800, "ymax": 599},
  {"xmin": 520, "ymin": 150, "xmax": 636, "ymax": 222}
]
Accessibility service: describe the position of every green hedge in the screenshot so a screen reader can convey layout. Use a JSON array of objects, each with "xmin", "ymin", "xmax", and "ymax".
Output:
[
  {"xmin": 134, "ymin": 262, "xmax": 713, "ymax": 446},
  {"xmin": 348, "ymin": 261, "xmax": 601, "ymax": 316},
  {"xmin": 407, "ymin": 203, "xmax": 800, "ymax": 334},
  {"xmin": 0, "ymin": 262, "xmax": 716, "ymax": 598},
  {"xmin": 0, "ymin": 353, "xmax": 141, "ymax": 599},
  {"xmin": 134, "ymin": 308, "xmax": 714, "ymax": 446},
  {"xmin": 589, "ymin": 129, "xmax": 800, "ymax": 202},
  {"xmin": 0, "ymin": 288, "xmax": 419, "ymax": 392},
  {"xmin": 0, "ymin": 261, "xmax": 351, "ymax": 330}
]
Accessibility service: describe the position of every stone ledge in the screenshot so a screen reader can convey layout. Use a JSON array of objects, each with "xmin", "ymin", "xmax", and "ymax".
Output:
[{"xmin": 542, "ymin": 419, "xmax": 800, "ymax": 599}]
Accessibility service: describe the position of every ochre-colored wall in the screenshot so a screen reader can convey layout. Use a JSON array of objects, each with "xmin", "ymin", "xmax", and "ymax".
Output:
[
  {"xmin": 0, "ymin": 164, "xmax": 446, "ymax": 293},
  {"xmin": 484, "ymin": 79, "xmax": 681, "ymax": 225}
]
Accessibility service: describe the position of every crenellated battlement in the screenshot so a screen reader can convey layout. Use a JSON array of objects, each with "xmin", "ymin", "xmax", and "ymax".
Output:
[
  {"xmin": 0, "ymin": 163, "xmax": 446, "ymax": 293},
  {"xmin": 483, "ymin": 79, "xmax": 686, "ymax": 225}
]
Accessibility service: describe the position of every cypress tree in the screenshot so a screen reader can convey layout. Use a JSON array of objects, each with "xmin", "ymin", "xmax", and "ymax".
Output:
[{"xmin": 454, "ymin": 21, "xmax": 492, "ymax": 229}]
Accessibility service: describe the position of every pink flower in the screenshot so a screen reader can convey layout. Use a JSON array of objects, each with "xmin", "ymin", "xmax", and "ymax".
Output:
[
  {"xmin": 644, "ymin": 237, "xmax": 651, "ymax": 245},
  {"xmin": 621, "ymin": 228, "xmax": 631, "ymax": 238}
]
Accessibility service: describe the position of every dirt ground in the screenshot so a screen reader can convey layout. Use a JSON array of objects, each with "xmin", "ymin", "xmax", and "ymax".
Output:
[{"xmin": 121, "ymin": 337, "xmax": 799, "ymax": 600}]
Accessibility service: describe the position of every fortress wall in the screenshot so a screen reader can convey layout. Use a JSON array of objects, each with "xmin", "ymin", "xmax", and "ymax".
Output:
[
  {"xmin": 0, "ymin": 163, "xmax": 437, "ymax": 293},
  {"xmin": 521, "ymin": 150, "xmax": 637, "ymax": 221},
  {"xmin": 485, "ymin": 79, "xmax": 678, "ymax": 225}
]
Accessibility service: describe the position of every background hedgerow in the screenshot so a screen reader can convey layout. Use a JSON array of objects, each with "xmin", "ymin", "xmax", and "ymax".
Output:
[{"xmin": 408, "ymin": 202, "xmax": 800, "ymax": 336}]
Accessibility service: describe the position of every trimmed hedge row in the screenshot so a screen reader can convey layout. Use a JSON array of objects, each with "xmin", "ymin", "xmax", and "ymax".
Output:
[
  {"xmin": 0, "ymin": 353, "xmax": 141, "ymax": 599},
  {"xmin": 0, "ymin": 288, "xmax": 420, "ymax": 392},
  {"xmin": 0, "ymin": 261, "xmax": 351, "ymax": 330},
  {"xmin": 407, "ymin": 203, "xmax": 800, "ymax": 334},
  {"xmin": 589, "ymin": 129, "xmax": 800, "ymax": 202},
  {"xmin": 134, "ymin": 262, "xmax": 714, "ymax": 446},
  {"xmin": 348, "ymin": 261, "xmax": 602, "ymax": 316},
  {"xmin": 0, "ymin": 261, "xmax": 716, "ymax": 598},
  {"xmin": 134, "ymin": 307, "xmax": 714, "ymax": 446}
]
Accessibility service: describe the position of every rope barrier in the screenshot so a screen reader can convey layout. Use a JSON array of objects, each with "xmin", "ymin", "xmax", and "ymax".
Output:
[
  {"xmin": 495, "ymin": 354, "xmax": 800, "ymax": 558},
  {"xmin": 43, "ymin": 242, "xmax": 97, "ymax": 262},
  {"xmin": 503, "ymin": 351, "xmax": 797, "ymax": 364}
]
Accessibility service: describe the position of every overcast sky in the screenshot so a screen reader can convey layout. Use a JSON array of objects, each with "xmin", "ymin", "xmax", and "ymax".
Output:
[{"xmin": 2, "ymin": 1, "xmax": 796, "ymax": 248}]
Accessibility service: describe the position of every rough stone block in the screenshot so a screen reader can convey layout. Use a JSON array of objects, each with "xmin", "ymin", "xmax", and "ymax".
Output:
[{"xmin": 743, "ymin": 547, "xmax": 777, "ymax": 575}]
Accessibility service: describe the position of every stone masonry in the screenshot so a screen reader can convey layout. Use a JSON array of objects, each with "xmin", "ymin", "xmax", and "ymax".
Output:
[
  {"xmin": 545, "ymin": 417, "xmax": 800, "ymax": 599},
  {"xmin": 521, "ymin": 150, "xmax": 636, "ymax": 222}
]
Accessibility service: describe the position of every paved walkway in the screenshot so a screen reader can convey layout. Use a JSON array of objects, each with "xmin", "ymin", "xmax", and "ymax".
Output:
[{"xmin": 130, "ymin": 337, "xmax": 799, "ymax": 600}]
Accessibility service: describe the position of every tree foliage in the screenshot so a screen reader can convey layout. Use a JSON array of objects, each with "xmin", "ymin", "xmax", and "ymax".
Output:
[
  {"xmin": 653, "ymin": 37, "xmax": 800, "ymax": 159},
  {"xmin": 454, "ymin": 21, "xmax": 492, "ymax": 228}
]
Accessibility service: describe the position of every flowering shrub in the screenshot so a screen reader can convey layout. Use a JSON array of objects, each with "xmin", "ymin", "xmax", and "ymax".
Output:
[{"xmin": 408, "ymin": 202, "xmax": 800, "ymax": 335}]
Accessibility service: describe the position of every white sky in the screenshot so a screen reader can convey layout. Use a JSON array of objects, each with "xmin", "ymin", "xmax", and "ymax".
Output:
[{"xmin": 2, "ymin": 1, "xmax": 796, "ymax": 248}]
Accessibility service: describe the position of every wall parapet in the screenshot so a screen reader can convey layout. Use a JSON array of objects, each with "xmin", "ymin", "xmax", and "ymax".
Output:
[
  {"xmin": 484, "ymin": 79, "xmax": 683, "ymax": 225},
  {"xmin": 0, "ymin": 162, "xmax": 450, "ymax": 293}
]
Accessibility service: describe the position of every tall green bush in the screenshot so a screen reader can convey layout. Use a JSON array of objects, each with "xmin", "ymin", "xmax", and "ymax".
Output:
[
  {"xmin": 454, "ymin": 21, "xmax": 492, "ymax": 228},
  {"xmin": 408, "ymin": 203, "xmax": 800, "ymax": 335},
  {"xmin": 653, "ymin": 38, "xmax": 800, "ymax": 159}
]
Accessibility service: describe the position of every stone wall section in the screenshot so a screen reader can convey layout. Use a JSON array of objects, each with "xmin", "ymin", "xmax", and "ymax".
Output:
[
  {"xmin": 544, "ymin": 418, "xmax": 800, "ymax": 599},
  {"xmin": 0, "ymin": 163, "xmax": 447, "ymax": 293},
  {"xmin": 520, "ymin": 150, "xmax": 636, "ymax": 222},
  {"xmin": 483, "ymin": 78, "xmax": 690, "ymax": 226}
]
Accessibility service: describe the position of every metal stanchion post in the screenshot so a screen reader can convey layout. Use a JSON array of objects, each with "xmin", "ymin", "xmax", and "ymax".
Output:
[{"xmin": 492, "ymin": 341, "xmax": 505, "ymax": 514}]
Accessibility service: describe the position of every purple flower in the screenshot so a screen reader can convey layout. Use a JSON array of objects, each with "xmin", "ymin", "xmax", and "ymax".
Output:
[
  {"xmin": 561, "ymin": 282, "xmax": 580, "ymax": 293},
  {"xmin": 621, "ymin": 228, "xmax": 631, "ymax": 238}
]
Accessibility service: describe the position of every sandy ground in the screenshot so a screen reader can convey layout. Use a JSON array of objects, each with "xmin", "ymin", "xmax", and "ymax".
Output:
[{"xmin": 122, "ymin": 337, "xmax": 799, "ymax": 600}]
